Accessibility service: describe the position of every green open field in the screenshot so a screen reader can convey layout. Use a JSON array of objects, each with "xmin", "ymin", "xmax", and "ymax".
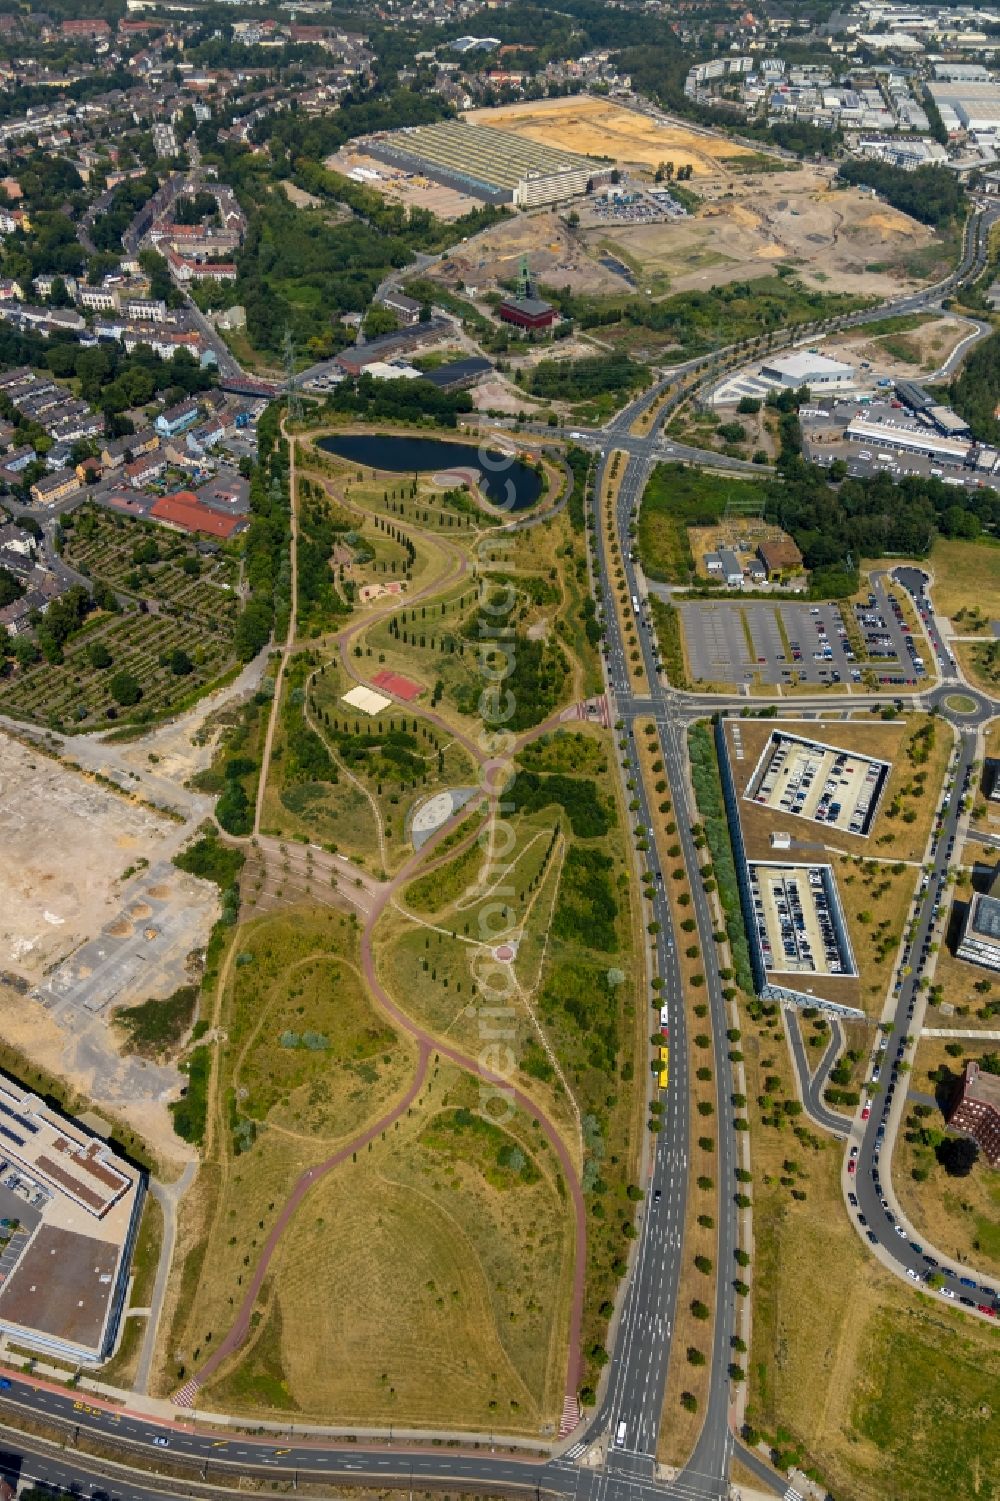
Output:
[
  {"xmin": 259, "ymin": 651, "xmax": 479, "ymax": 872},
  {"xmin": 360, "ymin": 574, "xmax": 574, "ymax": 733},
  {"xmin": 636, "ymin": 463, "xmax": 767, "ymax": 586},
  {"xmin": 0, "ymin": 505, "xmax": 239, "ymax": 729},
  {"xmin": 741, "ymin": 993, "xmax": 1000, "ymax": 1501}
]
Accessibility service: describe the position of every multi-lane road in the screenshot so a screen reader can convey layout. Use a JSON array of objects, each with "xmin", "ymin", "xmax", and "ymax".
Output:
[{"xmin": 2, "ymin": 195, "xmax": 999, "ymax": 1501}]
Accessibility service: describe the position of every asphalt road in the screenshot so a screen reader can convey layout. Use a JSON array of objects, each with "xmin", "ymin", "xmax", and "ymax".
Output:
[
  {"xmin": 596, "ymin": 449, "xmax": 742, "ymax": 1501},
  {"xmin": 784, "ymin": 1015, "xmax": 850, "ymax": 1136},
  {"xmin": 843, "ymin": 719, "xmax": 1000, "ymax": 1315},
  {"xmin": 2, "ymin": 178, "xmax": 998, "ymax": 1501}
]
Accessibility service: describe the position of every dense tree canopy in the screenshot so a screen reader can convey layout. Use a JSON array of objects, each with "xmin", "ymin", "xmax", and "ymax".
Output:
[
  {"xmin": 837, "ymin": 160, "xmax": 965, "ymax": 227},
  {"xmin": 952, "ymin": 329, "xmax": 1000, "ymax": 443}
]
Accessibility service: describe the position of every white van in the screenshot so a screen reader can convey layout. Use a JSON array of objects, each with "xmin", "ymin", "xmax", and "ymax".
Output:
[{"xmin": 615, "ymin": 1421, "xmax": 628, "ymax": 1448}]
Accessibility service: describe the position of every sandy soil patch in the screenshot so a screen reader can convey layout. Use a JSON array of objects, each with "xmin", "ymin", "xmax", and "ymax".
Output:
[
  {"xmin": 0, "ymin": 734, "xmax": 169, "ymax": 982},
  {"xmin": 592, "ymin": 166, "xmax": 939, "ymax": 299},
  {"xmin": 466, "ymin": 97, "xmax": 748, "ymax": 175},
  {"xmin": 325, "ymin": 147, "xmax": 484, "ymax": 222}
]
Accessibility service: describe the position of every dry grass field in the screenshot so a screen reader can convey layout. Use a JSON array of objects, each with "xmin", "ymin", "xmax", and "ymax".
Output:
[
  {"xmin": 822, "ymin": 313, "xmax": 976, "ymax": 380},
  {"xmin": 204, "ymin": 1061, "xmax": 573, "ymax": 1433},
  {"xmin": 467, "ymin": 98, "xmax": 750, "ymax": 175},
  {"xmin": 832, "ymin": 853, "xmax": 918, "ymax": 1018},
  {"xmin": 741, "ymin": 997, "xmax": 1000, "ymax": 1501},
  {"xmin": 164, "ymin": 907, "xmax": 421, "ymax": 1393},
  {"xmin": 894, "ymin": 1038, "xmax": 1000, "ymax": 1280},
  {"xmin": 923, "ymin": 939, "xmax": 1000, "ymax": 1031}
]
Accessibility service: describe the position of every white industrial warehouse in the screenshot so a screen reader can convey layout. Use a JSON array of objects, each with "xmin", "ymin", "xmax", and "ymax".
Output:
[
  {"xmin": 845, "ymin": 417, "xmax": 972, "ymax": 462},
  {"xmin": 759, "ymin": 352, "xmax": 857, "ymax": 389}
]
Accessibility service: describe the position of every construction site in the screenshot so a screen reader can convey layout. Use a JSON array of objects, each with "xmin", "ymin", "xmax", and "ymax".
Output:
[{"xmin": 592, "ymin": 164, "xmax": 941, "ymax": 299}]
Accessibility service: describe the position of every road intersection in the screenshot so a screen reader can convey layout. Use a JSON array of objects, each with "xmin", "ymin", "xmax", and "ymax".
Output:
[{"xmin": 0, "ymin": 204, "xmax": 998, "ymax": 1501}]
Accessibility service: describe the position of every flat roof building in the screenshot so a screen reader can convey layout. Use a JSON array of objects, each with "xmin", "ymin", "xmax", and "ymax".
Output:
[
  {"xmin": 718, "ymin": 547, "xmax": 744, "ymax": 586},
  {"xmin": 498, "ymin": 295, "xmax": 557, "ymax": 331},
  {"xmin": 0, "ymin": 1077, "xmax": 143, "ymax": 1363},
  {"xmin": 956, "ymin": 886, "xmax": 1000, "ymax": 973},
  {"xmin": 757, "ymin": 538, "xmax": 803, "ymax": 577},
  {"xmin": 947, "ymin": 1059, "xmax": 1000, "ymax": 1168},
  {"xmin": 895, "ymin": 379, "xmax": 934, "ymax": 413},
  {"xmin": 366, "ymin": 120, "xmax": 594, "ymax": 208},
  {"xmin": 845, "ymin": 417, "xmax": 971, "ymax": 463},
  {"xmin": 929, "ymin": 405, "xmax": 971, "ymax": 436},
  {"xmin": 759, "ymin": 351, "xmax": 856, "ymax": 389}
]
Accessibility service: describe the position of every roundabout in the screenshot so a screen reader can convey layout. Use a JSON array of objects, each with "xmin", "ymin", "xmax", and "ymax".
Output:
[{"xmin": 944, "ymin": 692, "xmax": 980, "ymax": 716}]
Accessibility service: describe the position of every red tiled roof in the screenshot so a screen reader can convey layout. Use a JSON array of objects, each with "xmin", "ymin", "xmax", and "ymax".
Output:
[{"xmin": 150, "ymin": 492, "xmax": 244, "ymax": 539}]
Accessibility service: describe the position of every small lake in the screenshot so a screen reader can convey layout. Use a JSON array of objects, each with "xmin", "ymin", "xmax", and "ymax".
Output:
[{"xmin": 316, "ymin": 433, "xmax": 543, "ymax": 512}]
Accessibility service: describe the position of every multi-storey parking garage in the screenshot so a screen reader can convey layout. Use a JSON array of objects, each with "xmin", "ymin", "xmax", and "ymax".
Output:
[
  {"xmin": 748, "ymin": 861, "xmax": 857, "ymax": 980},
  {"xmin": 745, "ymin": 730, "xmax": 890, "ymax": 837}
]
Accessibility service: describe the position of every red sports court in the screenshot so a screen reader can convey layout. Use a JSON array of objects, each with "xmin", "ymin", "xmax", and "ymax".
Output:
[{"xmin": 371, "ymin": 669, "xmax": 423, "ymax": 702}]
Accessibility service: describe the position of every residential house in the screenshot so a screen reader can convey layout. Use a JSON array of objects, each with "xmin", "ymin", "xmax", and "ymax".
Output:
[
  {"xmin": 30, "ymin": 468, "xmax": 80, "ymax": 505},
  {"xmin": 75, "ymin": 456, "xmax": 103, "ymax": 484},
  {"xmin": 2, "ymin": 444, "xmax": 36, "ymax": 472},
  {"xmin": 123, "ymin": 297, "xmax": 167, "ymax": 323},
  {"xmin": 156, "ymin": 399, "xmax": 200, "ymax": 439},
  {"xmin": 123, "ymin": 452, "xmax": 167, "ymax": 488},
  {"xmin": 79, "ymin": 285, "xmax": 118, "ymax": 313}
]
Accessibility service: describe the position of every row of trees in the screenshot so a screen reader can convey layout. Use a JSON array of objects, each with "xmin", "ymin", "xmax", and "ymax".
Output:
[
  {"xmin": 952, "ymin": 328, "xmax": 1000, "ymax": 444},
  {"xmin": 837, "ymin": 159, "xmax": 966, "ymax": 228}
]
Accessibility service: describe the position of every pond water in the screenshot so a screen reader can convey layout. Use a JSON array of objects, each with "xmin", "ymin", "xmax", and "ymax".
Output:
[{"xmin": 316, "ymin": 433, "xmax": 543, "ymax": 512}]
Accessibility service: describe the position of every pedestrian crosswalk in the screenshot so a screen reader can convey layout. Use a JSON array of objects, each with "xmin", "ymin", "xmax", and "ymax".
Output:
[
  {"xmin": 173, "ymin": 1377, "xmax": 200, "ymax": 1408},
  {"xmin": 558, "ymin": 1394, "xmax": 580, "ymax": 1436},
  {"xmin": 564, "ymin": 1440, "xmax": 586, "ymax": 1459},
  {"xmin": 783, "ymin": 1486, "xmax": 804, "ymax": 1501}
]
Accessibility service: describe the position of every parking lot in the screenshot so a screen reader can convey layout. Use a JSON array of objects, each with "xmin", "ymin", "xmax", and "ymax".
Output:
[
  {"xmin": 745, "ymin": 730, "xmax": 890, "ymax": 836},
  {"xmin": 853, "ymin": 579, "xmax": 927, "ymax": 685},
  {"xmin": 680, "ymin": 580, "xmax": 921, "ymax": 689},
  {"xmin": 749, "ymin": 861, "xmax": 857, "ymax": 979}
]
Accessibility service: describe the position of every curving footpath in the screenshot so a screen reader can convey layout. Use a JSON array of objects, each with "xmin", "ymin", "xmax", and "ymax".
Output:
[{"xmin": 179, "ymin": 444, "xmax": 590, "ymax": 1423}]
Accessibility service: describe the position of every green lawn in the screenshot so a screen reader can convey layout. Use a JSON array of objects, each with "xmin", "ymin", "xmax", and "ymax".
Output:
[
  {"xmin": 636, "ymin": 464, "xmax": 766, "ymax": 585},
  {"xmin": 852, "ymin": 1313, "xmax": 1000, "ymax": 1501}
]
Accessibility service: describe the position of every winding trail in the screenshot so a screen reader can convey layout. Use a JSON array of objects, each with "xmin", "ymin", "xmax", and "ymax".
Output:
[
  {"xmin": 179, "ymin": 1041, "xmax": 432, "ymax": 1401},
  {"xmin": 180, "ymin": 432, "xmax": 588, "ymax": 1424}
]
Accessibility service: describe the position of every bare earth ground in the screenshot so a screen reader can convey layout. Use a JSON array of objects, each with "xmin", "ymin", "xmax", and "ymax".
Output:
[
  {"xmin": 436, "ymin": 168, "xmax": 938, "ymax": 307},
  {"xmin": 816, "ymin": 312, "xmax": 980, "ymax": 380},
  {"xmin": 0, "ymin": 733, "xmax": 171, "ymax": 982},
  {"xmin": 594, "ymin": 167, "xmax": 936, "ymax": 299},
  {"xmin": 0, "ymin": 661, "xmax": 269, "ymax": 1164},
  {"xmin": 325, "ymin": 148, "xmax": 483, "ymax": 222},
  {"xmin": 466, "ymin": 97, "xmax": 749, "ymax": 175},
  {"xmin": 437, "ymin": 208, "xmax": 629, "ymax": 298}
]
